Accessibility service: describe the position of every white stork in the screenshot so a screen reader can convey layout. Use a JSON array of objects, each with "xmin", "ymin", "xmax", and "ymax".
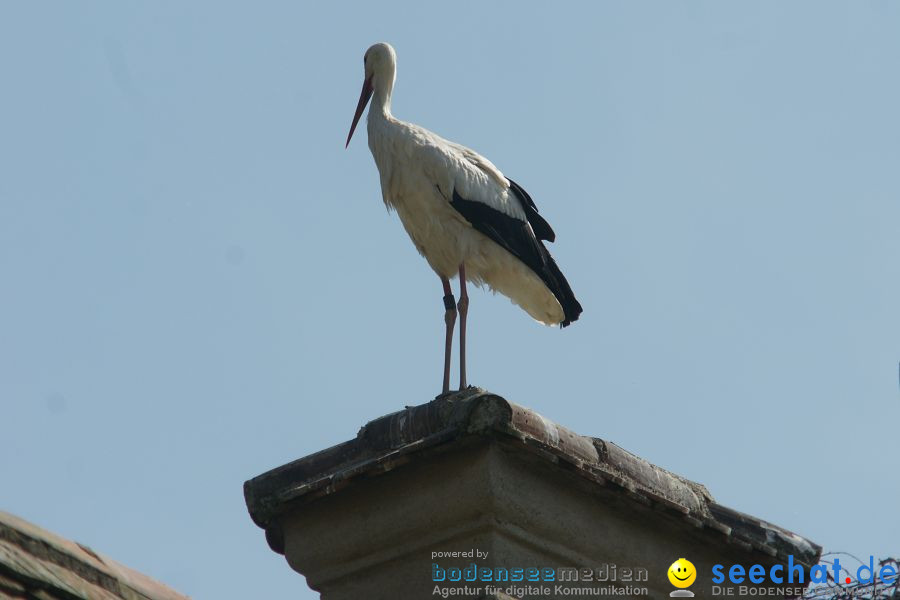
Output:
[{"xmin": 346, "ymin": 42, "xmax": 582, "ymax": 394}]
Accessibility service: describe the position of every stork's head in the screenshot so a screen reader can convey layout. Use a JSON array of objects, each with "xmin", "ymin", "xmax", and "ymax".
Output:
[{"xmin": 346, "ymin": 42, "xmax": 396, "ymax": 148}]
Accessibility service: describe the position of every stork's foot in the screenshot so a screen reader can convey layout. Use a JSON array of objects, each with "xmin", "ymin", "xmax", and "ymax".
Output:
[{"xmin": 434, "ymin": 384, "xmax": 479, "ymax": 401}]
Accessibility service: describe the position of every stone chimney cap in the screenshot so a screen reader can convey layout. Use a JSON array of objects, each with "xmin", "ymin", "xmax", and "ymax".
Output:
[{"xmin": 243, "ymin": 388, "xmax": 820, "ymax": 567}]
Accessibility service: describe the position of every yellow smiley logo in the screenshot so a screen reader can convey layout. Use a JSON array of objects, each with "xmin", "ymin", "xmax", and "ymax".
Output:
[{"xmin": 668, "ymin": 558, "xmax": 696, "ymax": 588}]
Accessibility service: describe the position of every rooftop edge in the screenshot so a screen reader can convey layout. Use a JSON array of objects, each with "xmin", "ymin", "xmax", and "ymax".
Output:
[{"xmin": 243, "ymin": 388, "xmax": 821, "ymax": 567}]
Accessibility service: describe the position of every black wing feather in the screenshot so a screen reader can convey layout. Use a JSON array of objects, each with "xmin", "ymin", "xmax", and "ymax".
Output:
[
  {"xmin": 450, "ymin": 186, "xmax": 582, "ymax": 327},
  {"xmin": 508, "ymin": 178, "xmax": 555, "ymax": 242}
]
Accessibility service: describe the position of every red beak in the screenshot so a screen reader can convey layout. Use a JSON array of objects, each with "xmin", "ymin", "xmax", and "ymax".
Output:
[{"xmin": 346, "ymin": 76, "xmax": 374, "ymax": 148}]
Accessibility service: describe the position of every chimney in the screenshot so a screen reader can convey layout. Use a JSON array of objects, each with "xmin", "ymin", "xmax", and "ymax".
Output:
[{"xmin": 244, "ymin": 388, "xmax": 820, "ymax": 599}]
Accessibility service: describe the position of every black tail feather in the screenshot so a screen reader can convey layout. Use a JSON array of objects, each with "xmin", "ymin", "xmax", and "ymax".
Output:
[
  {"xmin": 450, "ymin": 187, "xmax": 583, "ymax": 327},
  {"xmin": 537, "ymin": 242, "xmax": 582, "ymax": 327}
]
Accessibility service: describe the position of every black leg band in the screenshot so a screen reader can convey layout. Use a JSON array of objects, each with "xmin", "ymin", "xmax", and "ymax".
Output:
[{"xmin": 443, "ymin": 294, "xmax": 456, "ymax": 311}]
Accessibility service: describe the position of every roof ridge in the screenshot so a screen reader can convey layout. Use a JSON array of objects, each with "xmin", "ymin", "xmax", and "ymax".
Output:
[
  {"xmin": 0, "ymin": 511, "xmax": 190, "ymax": 600},
  {"xmin": 244, "ymin": 389, "xmax": 821, "ymax": 567}
]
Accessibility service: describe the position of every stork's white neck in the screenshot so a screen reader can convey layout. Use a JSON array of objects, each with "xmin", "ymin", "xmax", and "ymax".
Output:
[
  {"xmin": 369, "ymin": 59, "xmax": 396, "ymax": 118},
  {"xmin": 371, "ymin": 84, "xmax": 392, "ymax": 117}
]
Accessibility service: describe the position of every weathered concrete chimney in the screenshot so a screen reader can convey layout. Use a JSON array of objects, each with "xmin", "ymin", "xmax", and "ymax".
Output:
[{"xmin": 244, "ymin": 389, "xmax": 820, "ymax": 599}]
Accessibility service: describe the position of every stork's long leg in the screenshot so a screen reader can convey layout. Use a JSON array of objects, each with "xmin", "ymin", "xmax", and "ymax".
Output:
[
  {"xmin": 440, "ymin": 276, "xmax": 457, "ymax": 394},
  {"xmin": 457, "ymin": 263, "xmax": 469, "ymax": 390}
]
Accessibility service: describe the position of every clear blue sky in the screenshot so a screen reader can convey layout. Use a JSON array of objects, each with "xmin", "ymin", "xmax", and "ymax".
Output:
[{"xmin": 2, "ymin": 2, "xmax": 898, "ymax": 598}]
